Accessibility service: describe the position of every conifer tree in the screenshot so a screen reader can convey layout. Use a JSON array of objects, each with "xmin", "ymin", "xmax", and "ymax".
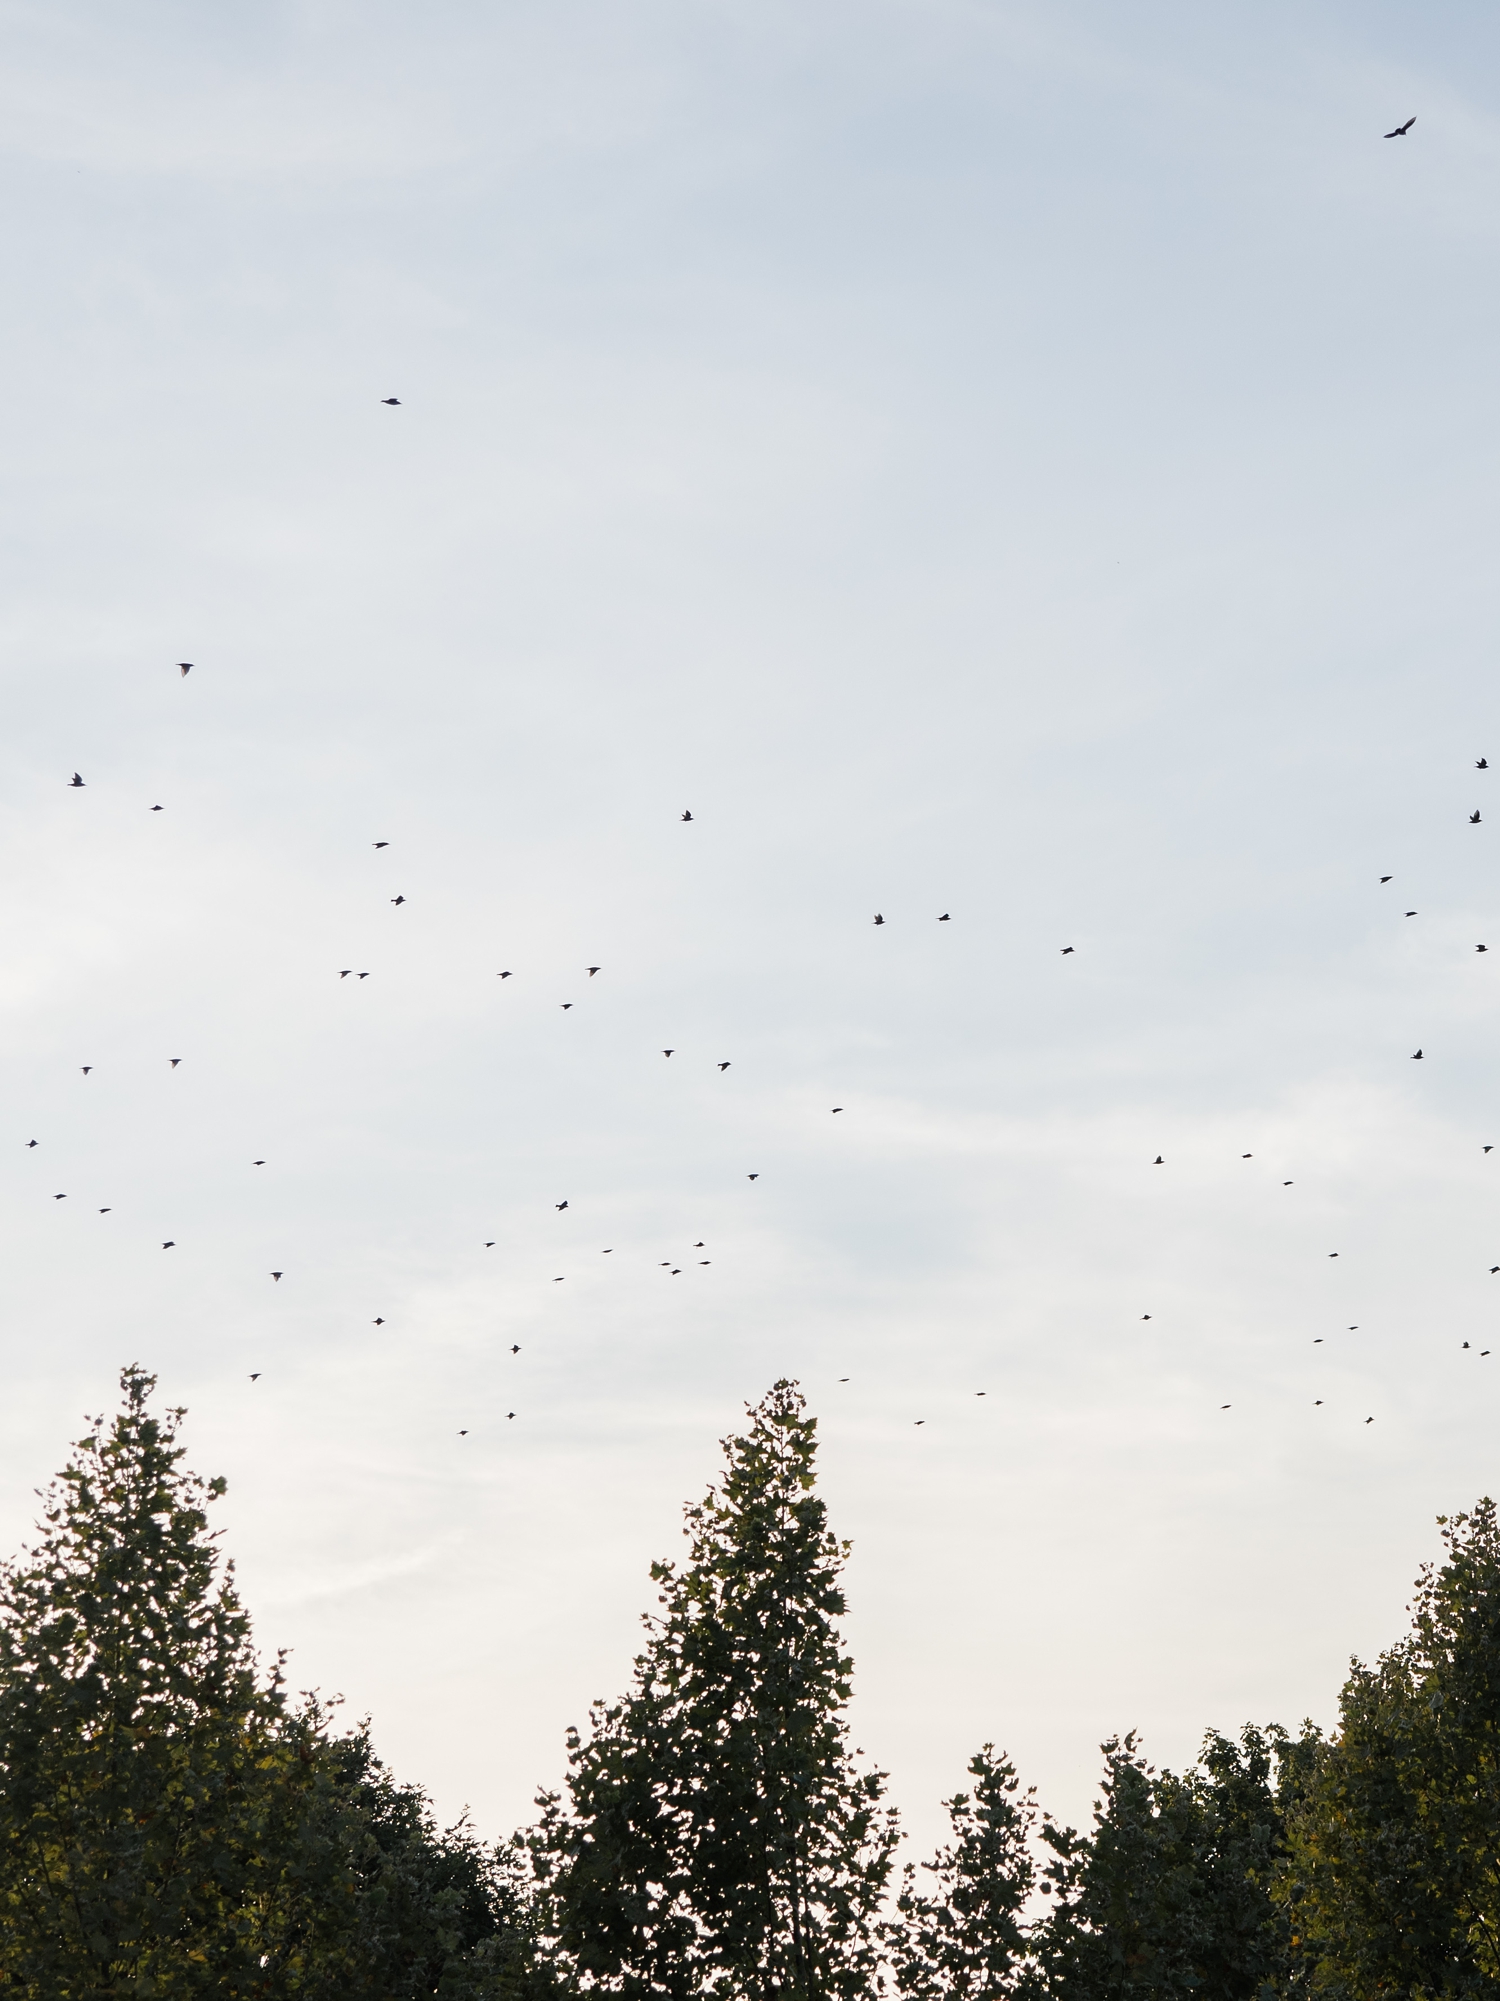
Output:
[
  {"xmin": 527, "ymin": 1379, "xmax": 899, "ymax": 1999},
  {"xmin": 884, "ymin": 1745, "xmax": 1041, "ymax": 1998}
]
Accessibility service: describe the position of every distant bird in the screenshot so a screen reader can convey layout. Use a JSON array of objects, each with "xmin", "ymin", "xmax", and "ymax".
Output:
[
  {"xmin": 976, "ymin": 1391, "xmax": 986, "ymax": 1397},
  {"xmin": 694, "ymin": 1242, "xmax": 705, "ymax": 1248},
  {"xmin": 553, "ymin": 1276, "xmax": 564, "ymax": 1282},
  {"xmin": 162, "ymin": 1241, "xmax": 175, "ymax": 1249},
  {"xmin": 663, "ymin": 1049, "xmax": 674, "ymax": 1057},
  {"xmin": 381, "ymin": 396, "xmax": 401, "ymax": 405},
  {"xmin": 270, "ymin": 1272, "xmax": 282, "ymax": 1281},
  {"xmin": 69, "ymin": 773, "xmax": 84, "ymax": 787},
  {"xmin": 1480, "ymin": 945, "xmax": 1490, "ymax": 953},
  {"xmin": 1473, "ymin": 812, "xmax": 1483, "ymax": 824},
  {"xmin": 1329, "ymin": 1252, "xmax": 1339, "ymax": 1258},
  {"xmin": 681, "ymin": 810, "xmax": 693, "ymax": 821},
  {"xmin": 340, "ymin": 969, "xmax": 352, "ymax": 978},
  {"xmin": 718, "ymin": 1061, "xmax": 731, "ymax": 1070},
  {"xmin": 178, "ymin": 663, "xmax": 192, "ymax": 676},
  {"xmin": 1221, "ymin": 1405, "xmax": 1231, "ymax": 1410},
  {"xmin": 561, "ymin": 1002, "xmax": 572, "ymax": 1009},
  {"xmin": 748, "ymin": 1173, "xmax": 758, "ymax": 1180},
  {"xmin": 1153, "ymin": 1155, "xmax": 1163, "ymax": 1165},
  {"xmin": 1490, "ymin": 1266, "xmax": 1498, "ymax": 1274},
  {"xmin": 699, "ymin": 1260, "xmax": 710, "ymax": 1265},
  {"xmin": 1464, "ymin": 1341, "xmax": 1471, "ymax": 1349},
  {"xmin": 53, "ymin": 1193, "xmax": 64, "ymax": 1200},
  {"xmin": 1061, "ymin": 946, "xmax": 1074, "ymax": 954},
  {"xmin": 25, "ymin": 1140, "xmax": 36, "ymax": 1148},
  {"xmin": 507, "ymin": 1411, "xmax": 515, "ymax": 1420},
  {"xmin": 1384, "ymin": 116, "xmax": 1415, "ymax": 136},
  {"xmin": 99, "ymin": 1207, "xmax": 109, "ymax": 1213},
  {"xmin": 81, "ymin": 1067, "xmax": 91, "ymax": 1076},
  {"xmin": 1141, "ymin": 1314, "xmax": 1151, "ymax": 1321},
  {"xmin": 253, "ymin": 1160, "xmax": 265, "ymax": 1166},
  {"xmin": 499, "ymin": 971, "xmax": 511, "ymax": 978},
  {"xmin": 938, "ymin": 913, "xmax": 950, "ymax": 922},
  {"xmin": 838, "ymin": 1376, "xmax": 849, "ymax": 1382},
  {"xmin": 914, "ymin": 1420, "xmax": 925, "ymax": 1426},
  {"xmin": 556, "ymin": 1201, "xmax": 568, "ymax": 1211},
  {"xmin": 1380, "ymin": 875, "xmax": 1392, "ymax": 883},
  {"xmin": 832, "ymin": 1106, "xmax": 843, "ymax": 1113},
  {"xmin": 485, "ymin": 1241, "xmax": 494, "ymax": 1247},
  {"xmin": 1349, "ymin": 1325, "xmax": 1358, "ymax": 1330},
  {"xmin": 1412, "ymin": 1049, "xmax": 1424, "ymax": 1059},
  {"xmin": 391, "ymin": 895, "xmax": 406, "ymax": 905},
  {"xmin": 587, "ymin": 966, "xmax": 600, "ymax": 976},
  {"xmin": 1366, "ymin": 1416, "xmax": 1374, "ymax": 1424},
  {"xmin": 873, "ymin": 913, "xmax": 884, "ymax": 925},
  {"xmin": 373, "ymin": 840, "xmax": 388, "ymax": 847},
  {"xmin": 249, "ymin": 1372, "xmax": 260, "ymax": 1380},
  {"xmin": 458, "ymin": 1430, "xmax": 467, "ymax": 1437},
  {"xmin": 1314, "ymin": 1337, "xmax": 1323, "ymax": 1343},
  {"xmin": 1406, "ymin": 911, "xmax": 1417, "ymax": 917},
  {"xmin": 1315, "ymin": 1400, "xmax": 1323, "ymax": 1406},
  {"xmin": 151, "ymin": 804, "xmax": 163, "ymax": 811},
  {"xmin": 169, "ymin": 1058, "xmax": 180, "ymax": 1067},
  {"xmin": 1480, "ymin": 759, "xmax": 1490, "ymax": 769},
  {"xmin": 602, "ymin": 1247, "xmax": 612, "ymax": 1252},
  {"xmin": 1242, "ymin": 1152, "xmax": 1251, "ymax": 1158},
  {"xmin": 373, "ymin": 1317, "xmax": 384, "ymax": 1325},
  {"xmin": 1284, "ymin": 1180, "xmax": 1293, "ymax": 1186}
]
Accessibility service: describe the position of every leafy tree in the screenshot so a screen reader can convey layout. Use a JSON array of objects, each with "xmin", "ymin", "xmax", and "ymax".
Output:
[
  {"xmin": 884, "ymin": 1744, "xmax": 1041, "ymax": 1998},
  {"xmin": 1037, "ymin": 1725, "xmax": 1296, "ymax": 2000},
  {"xmin": 1279, "ymin": 1498, "xmax": 1500, "ymax": 1997},
  {"xmin": 526, "ymin": 1378, "xmax": 899, "ymax": 2000},
  {"xmin": 0, "ymin": 1363, "xmax": 546, "ymax": 1999}
]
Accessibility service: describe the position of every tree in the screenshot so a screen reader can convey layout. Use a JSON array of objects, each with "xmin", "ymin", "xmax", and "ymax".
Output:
[
  {"xmin": 1037, "ymin": 1726, "xmax": 1297, "ymax": 2000},
  {"xmin": 0, "ymin": 1363, "xmax": 546, "ymax": 1999},
  {"xmin": 884, "ymin": 1744, "xmax": 1041, "ymax": 1998},
  {"xmin": 1279, "ymin": 1498, "xmax": 1500, "ymax": 1997},
  {"xmin": 526, "ymin": 1379, "xmax": 899, "ymax": 1999}
]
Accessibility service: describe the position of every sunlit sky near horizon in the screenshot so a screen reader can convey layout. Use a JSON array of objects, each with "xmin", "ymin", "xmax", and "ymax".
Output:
[{"xmin": 3, "ymin": 0, "xmax": 1500, "ymax": 1857}]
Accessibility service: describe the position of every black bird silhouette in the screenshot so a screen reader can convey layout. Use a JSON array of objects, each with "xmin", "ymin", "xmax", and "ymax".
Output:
[
  {"xmin": 381, "ymin": 396, "xmax": 401, "ymax": 405},
  {"xmin": 249, "ymin": 1372, "xmax": 260, "ymax": 1380},
  {"xmin": 556, "ymin": 1201, "xmax": 568, "ymax": 1211},
  {"xmin": 681, "ymin": 810, "xmax": 693, "ymax": 821},
  {"xmin": 169, "ymin": 1058, "xmax": 180, "ymax": 1067},
  {"xmin": 1384, "ymin": 116, "xmax": 1415, "ymax": 136},
  {"xmin": 938, "ymin": 912, "xmax": 950, "ymax": 921},
  {"xmin": 151, "ymin": 804, "xmax": 163, "ymax": 811},
  {"xmin": 561, "ymin": 1002, "xmax": 572, "ymax": 1009},
  {"xmin": 1380, "ymin": 875, "xmax": 1392, "ymax": 882},
  {"xmin": 1242, "ymin": 1153, "xmax": 1251, "ymax": 1158},
  {"xmin": 718, "ymin": 1061, "xmax": 731, "ymax": 1070},
  {"xmin": 511, "ymin": 1344, "xmax": 520, "ymax": 1354},
  {"xmin": 1153, "ymin": 1155, "xmax": 1163, "ymax": 1165},
  {"xmin": 1284, "ymin": 1180, "xmax": 1293, "ymax": 1186},
  {"xmin": 485, "ymin": 1241, "xmax": 494, "ymax": 1247},
  {"xmin": 695, "ymin": 1242, "xmax": 705, "ymax": 1248},
  {"xmin": 663, "ymin": 1048, "xmax": 674, "ymax": 1057},
  {"xmin": 1221, "ymin": 1404, "xmax": 1231, "ymax": 1410},
  {"xmin": 53, "ymin": 1193, "xmax": 64, "ymax": 1200},
  {"xmin": 81, "ymin": 1066, "xmax": 91, "ymax": 1076},
  {"xmin": 270, "ymin": 1272, "xmax": 282, "ymax": 1281},
  {"xmin": 1315, "ymin": 1400, "xmax": 1323, "ymax": 1406},
  {"xmin": 374, "ymin": 1317, "xmax": 385, "ymax": 1324},
  {"xmin": 507, "ymin": 1411, "xmax": 515, "ymax": 1420},
  {"xmin": 553, "ymin": 1276, "xmax": 564, "ymax": 1282},
  {"xmin": 499, "ymin": 971, "xmax": 511, "ymax": 978},
  {"xmin": 373, "ymin": 840, "xmax": 388, "ymax": 847},
  {"xmin": 873, "ymin": 913, "xmax": 884, "ymax": 925},
  {"xmin": 587, "ymin": 966, "xmax": 600, "ymax": 976},
  {"xmin": 748, "ymin": 1172, "xmax": 759, "ymax": 1181},
  {"xmin": 162, "ymin": 1241, "xmax": 175, "ymax": 1249},
  {"xmin": 25, "ymin": 1140, "xmax": 36, "ymax": 1148},
  {"xmin": 1365, "ymin": 1416, "xmax": 1374, "ymax": 1424},
  {"xmin": 1479, "ymin": 759, "xmax": 1489, "ymax": 769},
  {"xmin": 1413, "ymin": 1049, "xmax": 1424, "ymax": 1059},
  {"xmin": 1406, "ymin": 911, "xmax": 1417, "ymax": 917},
  {"xmin": 1142, "ymin": 1314, "xmax": 1151, "ymax": 1321},
  {"xmin": 1329, "ymin": 1252, "xmax": 1339, "ymax": 1258},
  {"xmin": 254, "ymin": 1160, "xmax": 265, "ymax": 1166},
  {"xmin": 458, "ymin": 1430, "xmax": 467, "ymax": 1436},
  {"xmin": 1061, "ymin": 945, "xmax": 1074, "ymax": 954},
  {"xmin": 1473, "ymin": 812, "xmax": 1483, "ymax": 824},
  {"xmin": 391, "ymin": 895, "xmax": 406, "ymax": 905},
  {"xmin": 69, "ymin": 773, "xmax": 84, "ymax": 787},
  {"xmin": 340, "ymin": 970, "xmax": 352, "ymax": 978},
  {"xmin": 832, "ymin": 1106, "xmax": 843, "ymax": 1113},
  {"xmin": 178, "ymin": 663, "xmax": 192, "ymax": 676},
  {"xmin": 915, "ymin": 1420, "xmax": 925, "ymax": 1427}
]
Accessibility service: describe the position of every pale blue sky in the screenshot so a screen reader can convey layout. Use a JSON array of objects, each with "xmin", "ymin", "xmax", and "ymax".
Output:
[{"xmin": 2, "ymin": 0, "xmax": 1499, "ymax": 1852}]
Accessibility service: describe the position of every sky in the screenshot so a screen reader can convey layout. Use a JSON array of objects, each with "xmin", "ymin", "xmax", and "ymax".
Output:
[{"xmin": 1, "ymin": 0, "xmax": 1499, "ymax": 1857}]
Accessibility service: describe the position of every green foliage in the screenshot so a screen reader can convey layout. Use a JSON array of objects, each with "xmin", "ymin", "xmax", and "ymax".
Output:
[
  {"xmin": 884, "ymin": 1744, "xmax": 1041, "ymax": 1999},
  {"xmin": 526, "ymin": 1378, "xmax": 899, "ymax": 2000},
  {"xmin": 0, "ymin": 1363, "xmax": 546, "ymax": 1999},
  {"xmin": 1037, "ymin": 1726, "xmax": 1297, "ymax": 2001},
  {"xmin": 1279, "ymin": 1498, "xmax": 1500, "ymax": 1998}
]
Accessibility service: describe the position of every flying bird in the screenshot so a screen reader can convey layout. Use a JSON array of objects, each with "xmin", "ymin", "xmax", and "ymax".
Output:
[
  {"xmin": 938, "ymin": 912, "xmax": 950, "ymax": 921},
  {"xmin": 253, "ymin": 1160, "xmax": 265, "ymax": 1166},
  {"xmin": 162, "ymin": 1241, "xmax": 175, "ymax": 1249},
  {"xmin": 178, "ymin": 663, "xmax": 192, "ymax": 676},
  {"xmin": 507, "ymin": 1411, "xmax": 515, "ymax": 1420},
  {"xmin": 1365, "ymin": 1416, "xmax": 1374, "ymax": 1424},
  {"xmin": 1479, "ymin": 759, "xmax": 1489, "ymax": 769},
  {"xmin": 1142, "ymin": 1314, "xmax": 1151, "ymax": 1321},
  {"xmin": 381, "ymin": 396, "xmax": 401, "ymax": 405},
  {"xmin": 832, "ymin": 1106, "xmax": 843, "ymax": 1113},
  {"xmin": 1473, "ymin": 812, "xmax": 1483, "ymax": 824},
  {"xmin": 249, "ymin": 1373, "xmax": 260, "ymax": 1380},
  {"xmin": 374, "ymin": 1317, "xmax": 385, "ymax": 1325},
  {"xmin": 561, "ymin": 1002, "xmax": 572, "ymax": 1009},
  {"xmin": 587, "ymin": 966, "xmax": 600, "ymax": 976},
  {"xmin": 458, "ymin": 1430, "xmax": 468, "ymax": 1437},
  {"xmin": 681, "ymin": 810, "xmax": 693, "ymax": 821},
  {"xmin": 340, "ymin": 970, "xmax": 352, "ymax": 978},
  {"xmin": 1380, "ymin": 875, "xmax": 1392, "ymax": 883},
  {"xmin": 1153, "ymin": 1155, "xmax": 1163, "ymax": 1165},
  {"xmin": 485, "ymin": 1241, "xmax": 494, "ymax": 1247},
  {"xmin": 556, "ymin": 1201, "xmax": 568, "ymax": 1210},
  {"xmin": 1221, "ymin": 1405, "xmax": 1231, "ymax": 1410},
  {"xmin": 1480, "ymin": 945, "xmax": 1490, "ymax": 953},
  {"xmin": 748, "ymin": 1172, "xmax": 758, "ymax": 1180},
  {"xmin": 169, "ymin": 1058, "xmax": 180, "ymax": 1067},
  {"xmin": 53, "ymin": 1193, "xmax": 64, "ymax": 1200},
  {"xmin": 151, "ymin": 804, "xmax": 163, "ymax": 811},
  {"xmin": 499, "ymin": 971, "xmax": 511, "ymax": 978},
  {"xmin": 1242, "ymin": 1153, "xmax": 1251, "ymax": 1158},
  {"xmin": 99, "ymin": 1207, "xmax": 109, "ymax": 1213},
  {"xmin": 1412, "ymin": 1049, "xmax": 1424, "ymax": 1059},
  {"xmin": 81, "ymin": 1067, "xmax": 91, "ymax": 1076},
  {"xmin": 1406, "ymin": 911, "xmax": 1417, "ymax": 917},
  {"xmin": 1384, "ymin": 116, "xmax": 1415, "ymax": 136},
  {"xmin": 511, "ymin": 1344, "xmax": 520, "ymax": 1354},
  {"xmin": 873, "ymin": 913, "xmax": 884, "ymax": 925},
  {"xmin": 1284, "ymin": 1180, "xmax": 1293, "ymax": 1186},
  {"xmin": 270, "ymin": 1272, "xmax": 282, "ymax": 1281},
  {"xmin": 373, "ymin": 840, "xmax": 388, "ymax": 847},
  {"xmin": 391, "ymin": 895, "xmax": 406, "ymax": 905},
  {"xmin": 718, "ymin": 1061, "xmax": 730, "ymax": 1070},
  {"xmin": 1314, "ymin": 1400, "xmax": 1323, "ymax": 1406},
  {"xmin": 25, "ymin": 1140, "xmax": 36, "ymax": 1148},
  {"xmin": 663, "ymin": 1049, "xmax": 674, "ymax": 1057},
  {"xmin": 69, "ymin": 773, "xmax": 84, "ymax": 787},
  {"xmin": 553, "ymin": 1276, "xmax": 564, "ymax": 1282},
  {"xmin": 1329, "ymin": 1252, "xmax": 1339, "ymax": 1258}
]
